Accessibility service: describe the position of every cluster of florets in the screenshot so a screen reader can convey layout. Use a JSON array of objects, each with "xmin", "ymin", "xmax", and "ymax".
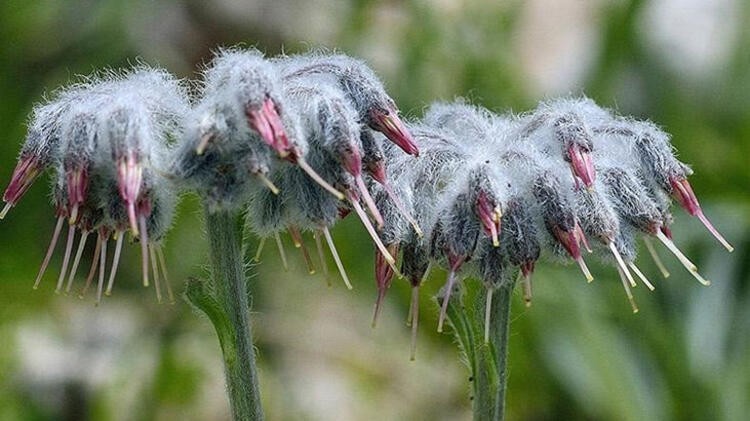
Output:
[
  {"xmin": 2, "ymin": 67, "xmax": 188, "ymax": 303},
  {"xmin": 3, "ymin": 48, "xmax": 732, "ymax": 357},
  {"xmin": 383, "ymin": 97, "xmax": 734, "ymax": 351}
]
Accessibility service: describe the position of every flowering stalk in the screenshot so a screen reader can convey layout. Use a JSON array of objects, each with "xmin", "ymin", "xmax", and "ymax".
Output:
[
  {"xmin": 445, "ymin": 281, "xmax": 513, "ymax": 421},
  {"xmin": 186, "ymin": 208, "xmax": 264, "ymax": 421}
]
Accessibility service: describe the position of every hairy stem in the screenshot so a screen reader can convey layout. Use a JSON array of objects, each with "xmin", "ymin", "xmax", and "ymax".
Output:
[
  {"xmin": 202, "ymin": 208, "xmax": 264, "ymax": 420},
  {"xmin": 447, "ymin": 283, "xmax": 513, "ymax": 421},
  {"xmin": 487, "ymin": 285, "xmax": 512, "ymax": 421}
]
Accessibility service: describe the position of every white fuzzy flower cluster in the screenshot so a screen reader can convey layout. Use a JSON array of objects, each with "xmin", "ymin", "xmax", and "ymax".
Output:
[
  {"xmin": 2, "ymin": 68, "xmax": 189, "ymax": 303},
  {"xmin": 3, "ymin": 49, "xmax": 732, "ymax": 351},
  {"xmin": 382, "ymin": 97, "xmax": 733, "ymax": 345}
]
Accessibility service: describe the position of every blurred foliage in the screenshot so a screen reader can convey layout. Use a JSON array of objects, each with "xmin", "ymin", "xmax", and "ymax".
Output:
[{"xmin": 0, "ymin": 1, "xmax": 748, "ymax": 420}]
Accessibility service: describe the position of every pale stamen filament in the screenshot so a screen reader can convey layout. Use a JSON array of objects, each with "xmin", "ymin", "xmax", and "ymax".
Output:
[
  {"xmin": 139, "ymin": 215, "xmax": 150, "ymax": 287},
  {"xmin": 65, "ymin": 230, "xmax": 90, "ymax": 294},
  {"xmin": 575, "ymin": 256, "xmax": 594, "ymax": 283},
  {"xmin": 297, "ymin": 158, "xmax": 344, "ymax": 200},
  {"xmin": 520, "ymin": 271, "xmax": 533, "ymax": 308},
  {"xmin": 150, "ymin": 243, "xmax": 163, "ymax": 303},
  {"xmin": 437, "ymin": 270, "xmax": 458, "ymax": 333},
  {"xmin": 644, "ymin": 237, "xmax": 670, "ymax": 278},
  {"xmin": 484, "ymin": 287, "xmax": 494, "ymax": 343},
  {"xmin": 323, "ymin": 226, "xmax": 352, "ymax": 290},
  {"xmin": 313, "ymin": 231, "xmax": 330, "ymax": 285},
  {"xmin": 616, "ymin": 266, "xmax": 639, "ymax": 313},
  {"xmin": 696, "ymin": 212, "xmax": 734, "ymax": 252},
  {"xmin": 79, "ymin": 235, "xmax": 102, "ymax": 299},
  {"xmin": 253, "ymin": 237, "xmax": 266, "ymax": 262},
  {"xmin": 628, "ymin": 262, "xmax": 655, "ymax": 291},
  {"xmin": 409, "ymin": 285, "xmax": 420, "ymax": 361},
  {"xmin": 274, "ymin": 233, "xmax": 289, "ymax": 271},
  {"xmin": 382, "ymin": 181, "xmax": 423, "ymax": 237},
  {"xmin": 350, "ymin": 197, "xmax": 400, "ymax": 276},
  {"xmin": 95, "ymin": 235, "xmax": 108, "ymax": 306},
  {"xmin": 608, "ymin": 242, "xmax": 636, "ymax": 288},
  {"xmin": 55, "ymin": 225, "xmax": 76, "ymax": 293},
  {"xmin": 256, "ymin": 172, "xmax": 280, "ymax": 195},
  {"xmin": 156, "ymin": 245, "xmax": 175, "ymax": 303},
  {"xmin": 33, "ymin": 216, "xmax": 65, "ymax": 290},
  {"xmin": 655, "ymin": 231, "xmax": 710, "ymax": 285},
  {"xmin": 105, "ymin": 232, "xmax": 125, "ymax": 296},
  {"xmin": 355, "ymin": 175, "xmax": 384, "ymax": 229}
]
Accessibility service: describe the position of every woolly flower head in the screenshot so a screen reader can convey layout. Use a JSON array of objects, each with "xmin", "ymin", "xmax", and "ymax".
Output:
[
  {"xmin": 3, "ymin": 49, "xmax": 733, "ymax": 361},
  {"xmin": 2, "ymin": 67, "xmax": 189, "ymax": 303}
]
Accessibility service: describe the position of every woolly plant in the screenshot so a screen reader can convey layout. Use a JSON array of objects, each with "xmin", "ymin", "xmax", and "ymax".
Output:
[{"xmin": 2, "ymin": 47, "xmax": 732, "ymax": 421}]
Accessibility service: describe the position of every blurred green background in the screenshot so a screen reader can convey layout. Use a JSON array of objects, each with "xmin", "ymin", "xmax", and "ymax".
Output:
[{"xmin": 0, "ymin": 0, "xmax": 748, "ymax": 420}]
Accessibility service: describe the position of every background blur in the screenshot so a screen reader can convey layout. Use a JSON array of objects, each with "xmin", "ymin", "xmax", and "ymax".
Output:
[{"xmin": 0, "ymin": 0, "xmax": 748, "ymax": 420}]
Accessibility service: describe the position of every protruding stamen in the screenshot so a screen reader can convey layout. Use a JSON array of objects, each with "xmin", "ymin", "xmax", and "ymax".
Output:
[
  {"xmin": 105, "ymin": 233, "xmax": 124, "ymax": 296},
  {"xmin": 355, "ymin": 175, "xmax": 384, "ymax": 229},
  {"xmin": 372, "ymin": 289, "xmax": 387, "ymax": 328},
  {"xmin": 628, "ymin": 262, "xmax": 655, "ymax": 291},
  {"xmin": 670, "ymin": 176, "xmax": 733, "ymax": 252},
  {"xmin": 95, "ymin": 236, "xmax": 108, "ymax": 306},
  {"xmin": 409, "ymin": 285, "xmax": 420, "ymax": 361},
  {"xmin": 274, "ymin": 232, "xmax": 289, "ymax": 271},
  {"xmin": 256, "ymin": 172, "xmax": 280, "ymax": 195},
  {"xmin": 0, "ymin": 203, "xmax": 12, "ymax": 219},
  {"xmin": 289, "ymin": 228, "xmax": 302, "ymax": 248},
  {"xmin": 408, "ymin": 261, "xmax": 432, "ymax": 327},
  {"xmin": 576, "ymin": 256, "xmax": 594, "ymax": 283},
  {"xmin": 288, "ymin": 227, "xmax": 315, "ymax": 274},
  {"xmin": 323, "ymin": 226, "xmax": 352, "ymax": 289},
  {"xmin": 382, "ymin": 182, "xmax": 422, "ymax": 237},
  {"xmin": 33, "ymin": 216, "xmax": 65, "ymax": 290},
  {"xmin": 437, "ymin": 270, "xmax": 458, "ymax": 333},
  {"xmin": 644, "ymin": 237, "xmax": 670, "ymax": 278},
  {"xmin": 55, "ymin": 225, "xmax": 76, "ymax": 293},
  {"xmin": 79, "ymin": 235, "xmax": 102, "ymax": 298},
  {"xmin": 156, "ymin": 245, "xmax": 175, "ymax": 303},
  {"xmin": 657, "ymin": 231, "xmax": 712, "ymax": 285},
  {"xmin": 313, "ymin": 231, "xmax": 330, "ymax": 284},
  {"xmin": 253, "ymin": 237, "xmax": 266, "ymax": 262},
  {"xmin": 521, "ymin": 271, "xmax": 533, "ymax": 307},
  {"xmin": 655, "ymin": 230, "xmax": 697, "ymax": 272},
  {"xmin": 484, "ymin": 287, "xmax": 493, "ymax": 343},
  {"xmin": 616, "ymin": 266, "xmax": 639, "ymax": 313},
  {"xmin": 65, "ymin": 230, "xmax": 90, "ymax": 294},
  {"xmin": 608, "ymin": 242, "xmax": 636, "ymax": 287},
  {"xmin": 139, "ymin": 215, "xmax": 150, "ymax": 287},
  {"xmin": 149, "ymin": 244, "xmax": 163, "ymax": 303},
  {"xmin": 686, "ymin": 266, "xmax": 711, "ymax": 286},
  {"xmin": 297, "ymin": 158, "xmax": 345, "ymax": 200},
  {"xmin": 696, "ymin": 212, "xmax": 734, "ymax": 252},
  {"xmin": 349, "ymin": 197, "xmax": 400, "ymax": 276}
]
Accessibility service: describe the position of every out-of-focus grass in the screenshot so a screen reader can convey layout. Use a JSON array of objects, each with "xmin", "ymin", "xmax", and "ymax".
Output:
[{"xmin": 0, "ymin": 1, "xmax": 748, "ymax": 420}]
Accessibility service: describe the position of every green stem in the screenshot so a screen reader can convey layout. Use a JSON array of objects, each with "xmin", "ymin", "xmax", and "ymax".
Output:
[
  {"xmin": 488, "ymin": 285, "xmax": 512, "ymax": 421},
  {"xmin": 202, "ymin": 208, "xmax": 264, "ymax": 421},
  {"xmin": 446, "ymin": 283, "xmax": 513, "ymax": 421}
]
